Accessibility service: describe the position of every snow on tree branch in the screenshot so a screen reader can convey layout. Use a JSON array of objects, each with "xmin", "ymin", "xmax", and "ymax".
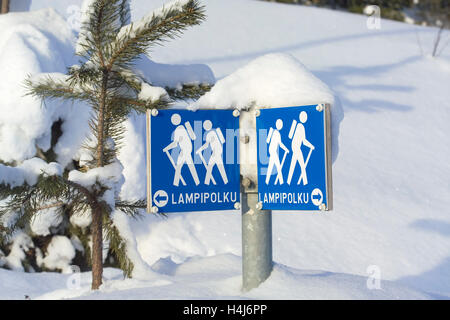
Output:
[{"xmin": 0, "ymin": 158, "xmax": 62, "ymax": 188}]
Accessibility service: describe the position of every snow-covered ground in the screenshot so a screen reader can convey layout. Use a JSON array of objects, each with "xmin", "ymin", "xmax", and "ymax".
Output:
[
  {"xmin": 1, "ymin": 0, "xmax": 450, "ymax": 299},
  {"xmin": 0, "ymin": 254, "xmax": 432, "ymax": 300}
]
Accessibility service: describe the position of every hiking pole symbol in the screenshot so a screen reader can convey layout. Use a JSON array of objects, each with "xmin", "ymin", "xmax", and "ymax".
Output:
[
  {"xmin": 274, "ymin": 149, "xmax": 288, "ymax": 185},
  {"xmin": 164, "ymin": 150, "xmax": 186, "ymax": 186},
  {"xmin": 297, "ymin": 147, "xmax": 313, "ymax": 185},
  {"xmin": 197, "ymin": 151, "xmax": 217, "ymax": 185},
  {"xmin": 305, "ymin": 147, "xmax": 313, "ymax": 167}
]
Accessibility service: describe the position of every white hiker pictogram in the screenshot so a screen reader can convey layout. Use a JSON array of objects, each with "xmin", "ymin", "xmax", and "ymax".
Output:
[
  {"xmin": 163, "ymin": 113, "xmax": 200, "ymax": 187},
  {"xmin": 196, "ymin": 120, "xmax": 228, "ymax": 185},
  {"xmin": 287, "ymin": 111, "xmax": 315, "ymax": 185},
  {"xmin": 265, "ymin": 119, "xmax": 289, "ymax": 185}
]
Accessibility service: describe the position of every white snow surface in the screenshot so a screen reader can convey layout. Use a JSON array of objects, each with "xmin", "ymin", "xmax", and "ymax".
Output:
[
  {"xmin": 68, "ymin": 161, "xmax": 123, "ymax": 189},
  {"xmin": 3, "ymin": 232, "xmax": 34, "ymax": 272},
  {"xmin": 138, "ymin": 83, "xmax": 168, "ymax": 102},
  {"xmin": 68, "ymin": 160, "xmax": 124, "ymax": 207},
  {"xmin": 1, "ymin": 0, "xmax": 449, "ymax": 300},
  {"xmin": 30, "ymin": 207, "xmax": 63, "ymax": 236},
  {"xmin": 70, "ymin": 208, "xmax": 92, "ymax": 229},
  {"xmin": 38, "ymin": 236, "xmax": 76, "ymax": 274},
  {"xmin": 0, "ymin": 254, "xmax": 433, "ymax": 300}
]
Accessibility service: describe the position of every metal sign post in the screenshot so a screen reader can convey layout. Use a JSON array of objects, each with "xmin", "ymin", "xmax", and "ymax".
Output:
[
  {"xmin": 239, "ymin": 107, "xmax": 273, "ymax": 292},
  {"xmin": 241, "ymin": 192, "xmax": 273, "ymax": 292}
]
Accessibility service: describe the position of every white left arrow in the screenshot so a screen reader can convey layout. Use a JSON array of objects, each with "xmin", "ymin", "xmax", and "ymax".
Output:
[{"xmin": 153, "ymin": 190, "xmax": 169, "ymax": 207}]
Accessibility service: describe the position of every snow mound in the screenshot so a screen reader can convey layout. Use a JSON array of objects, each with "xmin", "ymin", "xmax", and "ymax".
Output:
[{"xmin": 193, "ymin": 53, "xmax": 334, "ymax": 110}]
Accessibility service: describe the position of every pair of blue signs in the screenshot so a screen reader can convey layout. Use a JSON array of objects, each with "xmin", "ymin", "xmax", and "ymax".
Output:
[{"xmin": 146, "ymin": 105, "xmax": 332, "ymax": 213}]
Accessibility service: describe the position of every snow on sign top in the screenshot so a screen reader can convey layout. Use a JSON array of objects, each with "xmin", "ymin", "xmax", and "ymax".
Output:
[
  {"xmin": 192, "ymin": 53, "xmax": 341, "ymax": 181},
  {"xmin": 192, "ymin": 53, "xmax": 335, "ymax": 111}
]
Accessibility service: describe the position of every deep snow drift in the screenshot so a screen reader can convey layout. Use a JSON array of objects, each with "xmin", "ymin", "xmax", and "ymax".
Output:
[{"xmin": 0, "ymin": 0, "xmax": 449, "ymax": 299}]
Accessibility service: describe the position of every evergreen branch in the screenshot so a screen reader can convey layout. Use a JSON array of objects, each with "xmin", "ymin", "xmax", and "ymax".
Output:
[
  {"xmin": 85, "ymin": 112, "xmax": 126, "ymax": 164},
  {"xmin": 165, "ymin": 83, "xmax": 212, "ymax": 101},
  {"xmin": 108, "ymin": 0, "xmax": 205, "ymax": 69},
  {"xmin": 115, "ymin": 200, "xmax": 147, "ymax": 209},
  {"xmin": 0, "ymin": 175, "xmax": 69, "ymax": 240},
  {"xmin": 0, "ymin": 174, "xmax": 97, "ymax": 243},
  {"xmin": 34, "ymin": 202, "xmax": 65, "ymax": 212},
  {"xmin": 110, "ymin": 67, "xmax": 145, "ymax": 93},
  {"xmin": 116, "ymin": 200, "xmax": 168, "ymax": 218},
  {"xmin": 63, "ymin": 179, "xmax": 97, "ymax": 206},
  {"xmin": 115, "ymin": 200, "xmax": 146, "ymax": 218},
  {"xmin": 25, "ymin": 76, "xmax": 94, "ymax": 104},
  {"xmin": 103, "ymin": 215, "xmax": 133, "ymax": 277},
  {"xmin": 110, "ymin": 95, "xmax": 171, "ymax": 113},
  {"xmin": 68, "ymin": 63, "xmax": 101, "ymax": 86},
  {"xmin": 92, "ymin": 0, "xmax": 108, "ymax": 67},
  {"xmin": 81, "ymin": 0, "xmax": 129, "ymax": 66}
]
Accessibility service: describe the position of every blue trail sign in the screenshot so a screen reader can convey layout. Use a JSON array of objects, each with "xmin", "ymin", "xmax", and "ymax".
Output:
[
  {"xmin": 147, "ymin": 109, "xmax": 240, "ymax": 213},
  {"xmin": 256, "ymin": 105, "xmax": 332, "ymax": 211}
]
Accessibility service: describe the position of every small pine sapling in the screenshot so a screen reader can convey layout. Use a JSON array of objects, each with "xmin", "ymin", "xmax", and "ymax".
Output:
[{"xmin": 0, "ymin": 0, "xmax": 210, "ymax": 290}]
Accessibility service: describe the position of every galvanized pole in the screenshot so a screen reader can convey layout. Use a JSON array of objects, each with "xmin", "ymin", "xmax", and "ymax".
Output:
[
  {"xmin": 241, "ymin": 192, "xmax": 273, "ymax": 291},
  {"xmin": 238, "ymin": 107, "xmax": 273, "ymax": 292}
]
